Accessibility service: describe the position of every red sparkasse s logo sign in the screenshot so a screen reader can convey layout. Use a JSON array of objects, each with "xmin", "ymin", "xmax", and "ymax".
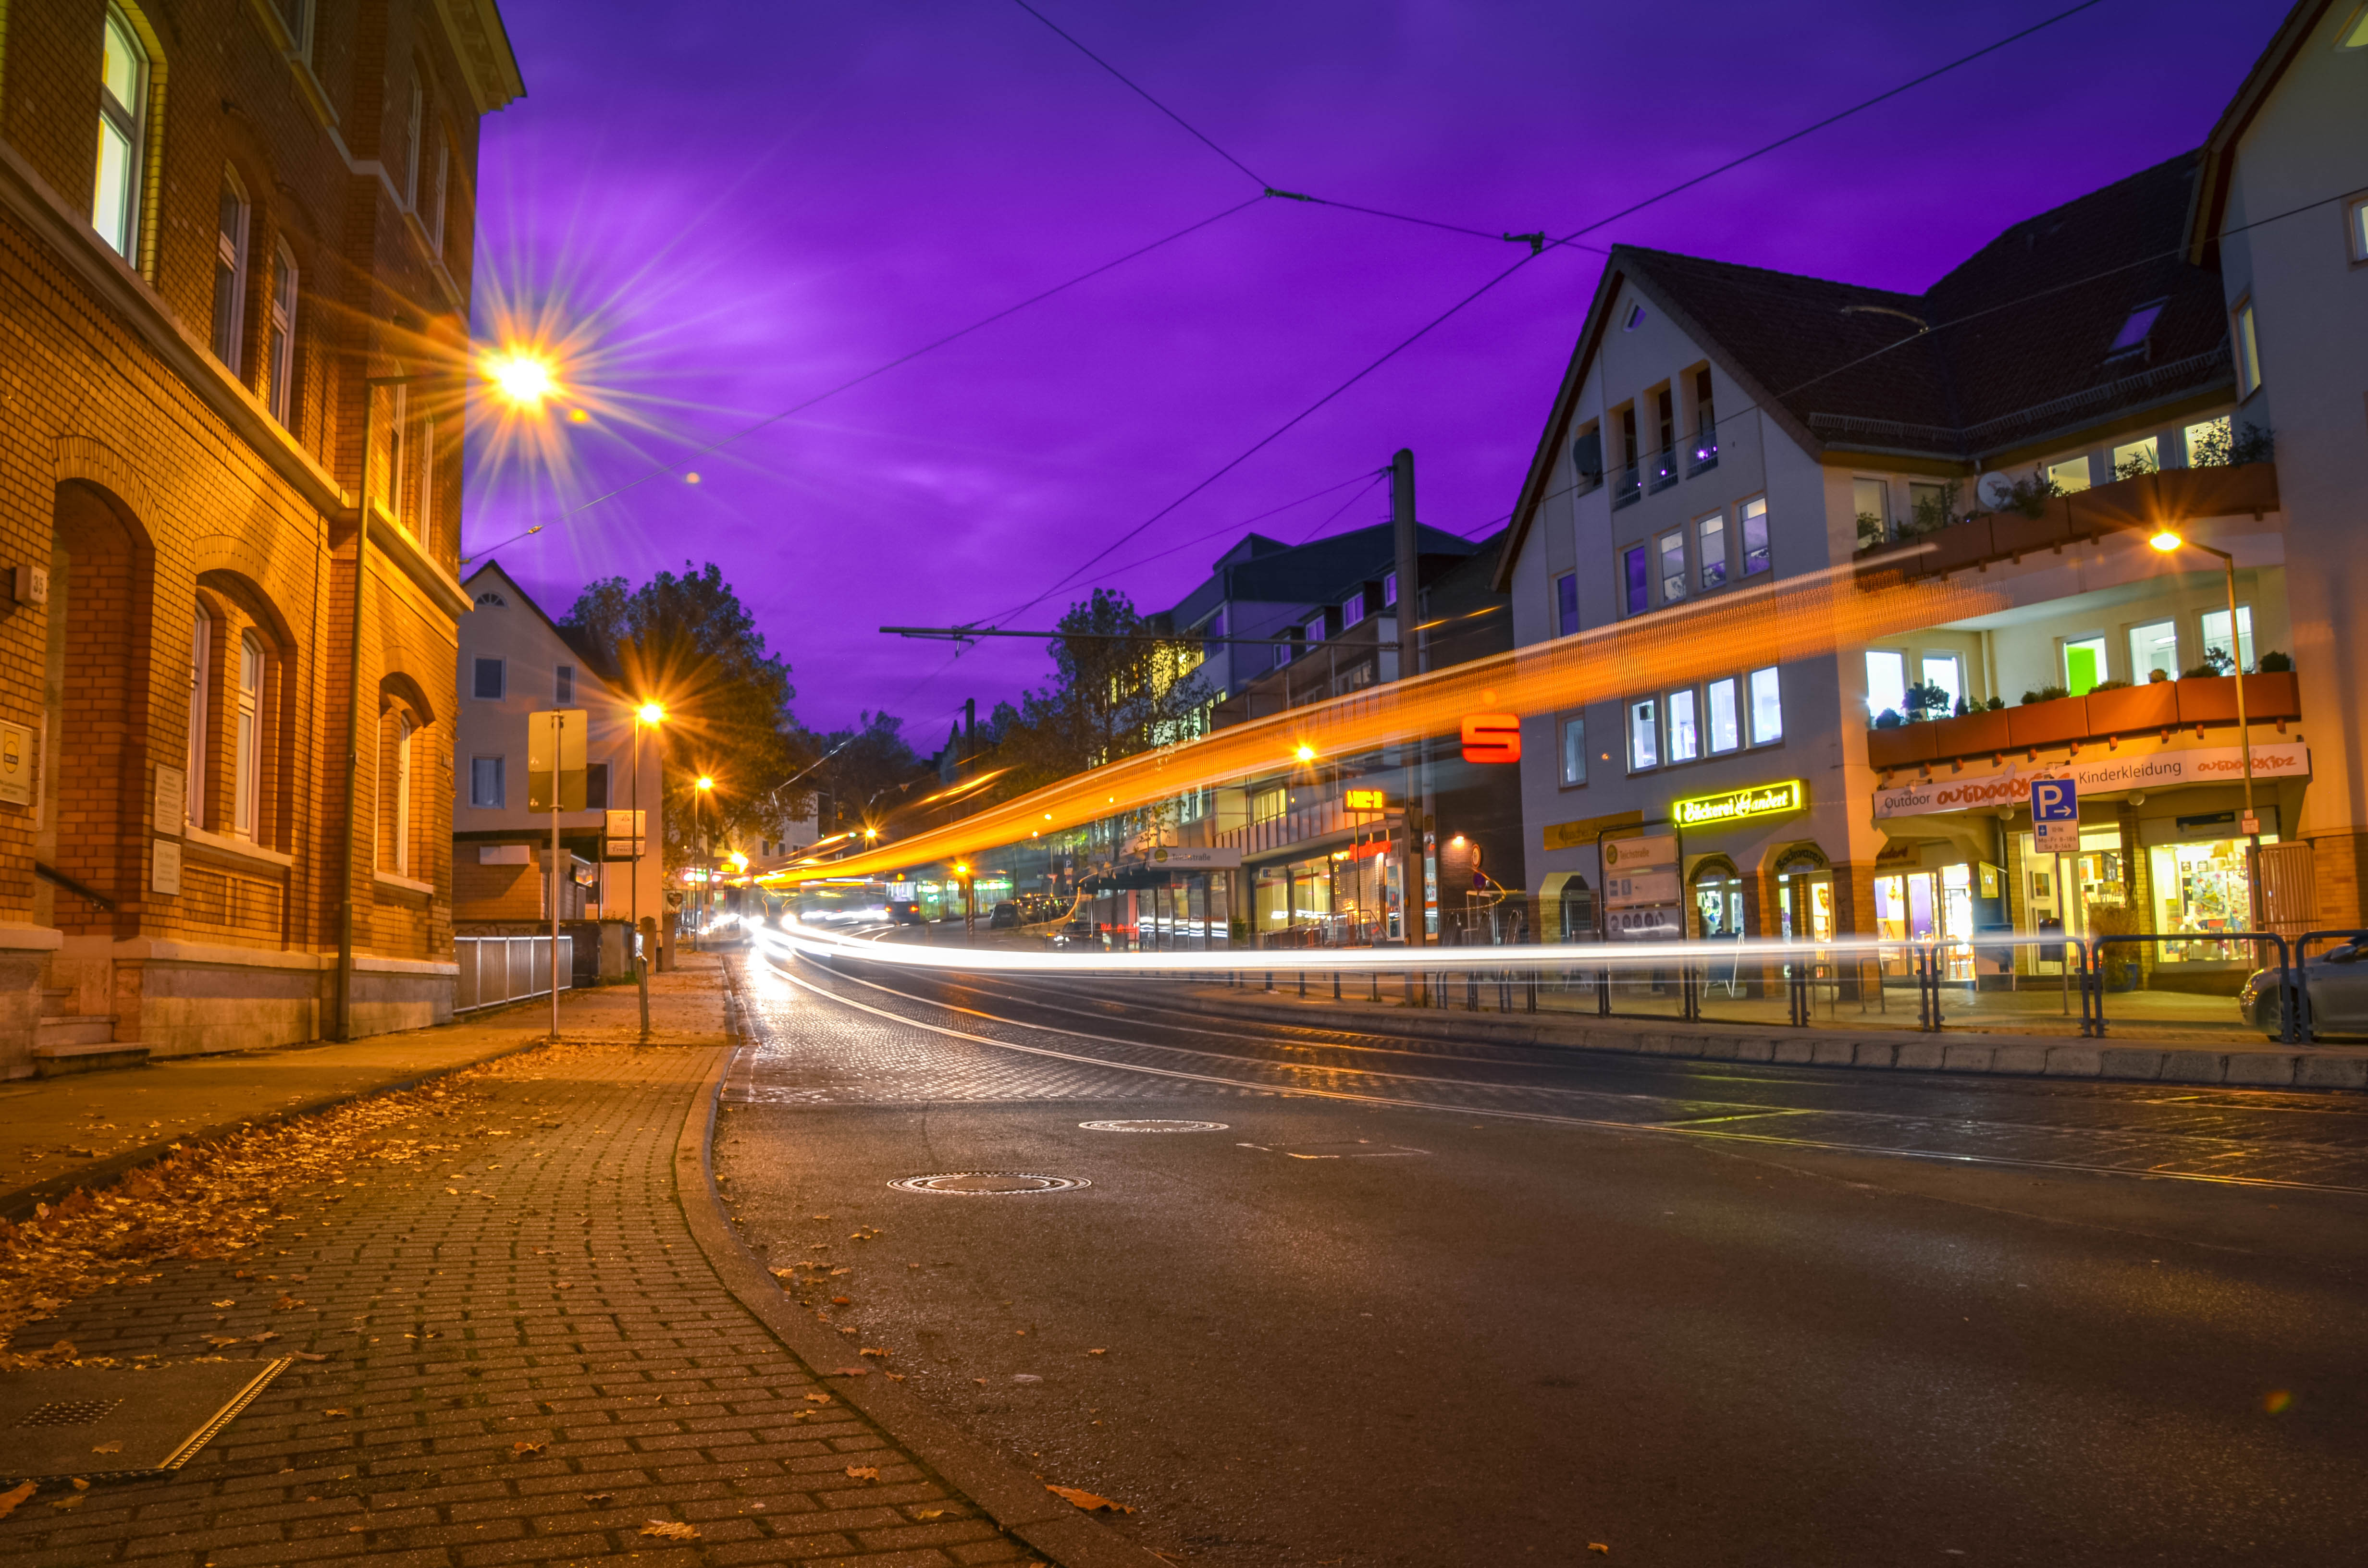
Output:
[{"xmin": 1461, "ymin": 713, "xmax": 1520, "ymax": 764}]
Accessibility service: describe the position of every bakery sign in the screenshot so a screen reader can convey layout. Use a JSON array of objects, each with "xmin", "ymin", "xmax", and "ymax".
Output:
[{"xmin": 1873, "ymin": 741, "xmax": 2310, "ymax": 820}]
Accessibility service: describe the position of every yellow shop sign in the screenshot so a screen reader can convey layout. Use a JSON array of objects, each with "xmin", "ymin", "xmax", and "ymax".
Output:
[{"xmin": 1673, "ymin": 780, "xmax": 1806, "ymax": 829}]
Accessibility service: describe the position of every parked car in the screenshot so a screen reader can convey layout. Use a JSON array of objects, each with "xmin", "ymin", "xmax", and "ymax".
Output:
[
  {"xmin": 2239, "ymin": 940, "xmax": 2368, "ymax": 1038},
  {"xmin": 989, "ymin": 901, "xmax": 1019, "ymax": 929}
]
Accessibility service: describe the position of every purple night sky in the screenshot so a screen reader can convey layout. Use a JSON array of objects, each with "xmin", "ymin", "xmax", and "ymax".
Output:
[{"xmin": 464, "ymin": 0, "xmax": 2285, "ymax": 738}]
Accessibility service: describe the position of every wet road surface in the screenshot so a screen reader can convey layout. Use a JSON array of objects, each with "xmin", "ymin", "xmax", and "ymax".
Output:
[{"xmin": 712, "ymin": 942, "xmax": 2368, "ymax": 1567}]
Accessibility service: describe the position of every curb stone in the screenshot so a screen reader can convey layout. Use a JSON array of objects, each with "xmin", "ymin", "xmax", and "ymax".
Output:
[{"xmin": 676, "ymin": 963, "xmax": 1172, "ymax": 1568}]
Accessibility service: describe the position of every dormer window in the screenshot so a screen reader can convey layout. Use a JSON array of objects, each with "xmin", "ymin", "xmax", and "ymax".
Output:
[{"xmin": 2105, "ymin": 300, "xmax": 2165, "ymax": 360}]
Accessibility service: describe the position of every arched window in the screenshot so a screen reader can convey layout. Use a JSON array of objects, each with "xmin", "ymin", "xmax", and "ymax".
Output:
[
  {"xmin": 234, "ymin": 632, "xmax": 263, "ymax": 838},
  {"xmin": 267, "ymin": 244, "xmax": 297, "ymax": 425},
  {"xmin": 94, "ymin": 7, "xmax": 148, "ymax": 260},
  {"xmin": 185, "ymin": 602, "xmax": 210, "ymax": 827},
  {"xmin": 380, "ymin": 707, "xmax": 416, "ymax": 875},
  {"xmin": 211, "ymin": 170, "xmax": 250, "ymax": 373}
]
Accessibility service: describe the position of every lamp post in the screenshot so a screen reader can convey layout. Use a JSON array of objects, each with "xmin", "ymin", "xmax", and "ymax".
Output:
[
  {"xmin": 692, "ymin": 775, "xmax": 715, "ymax": 950},
  {"xmin": 632, "ymin": 701, "xmax": 664, "ymax": 1037},
  {"xmin": 2149, "ymin": 529, "xmax": 2261, "ymax": 930}
]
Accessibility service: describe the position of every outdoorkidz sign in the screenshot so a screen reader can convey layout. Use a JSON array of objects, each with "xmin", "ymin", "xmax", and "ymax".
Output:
[{"xmin": 1672, "ymin": 780, "xmax": 1807, "ymax": 829}]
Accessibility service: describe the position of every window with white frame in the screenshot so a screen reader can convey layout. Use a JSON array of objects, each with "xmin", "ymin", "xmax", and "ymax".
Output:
[
  {"xmin": 2111, "ymin": 435, "xmax": 2159, "ymax": 478},
  {"xmin": 1627, "ymin": 698, "xmax": 1659, "ymax": 771},
  {"xmin": 470, "ymin": 756, "xmax": 506, "ymax": 808},
  {"xmin": 429, "ymin": 136, "xmax": 450, "ymax": 255},
  {"xmin": 416, "ymin": 413, "xmax": 437, "ymax": 542},
  {"xmin": 1657, "ymin": 529, "xmax": 1686, "ymax": 603},
  {"xmin": 1557, "ymin": 713, "xmax": 1585, "ymax": 787},
  {"xmin": 1865, "ymin": 649, "xmax": 1907, "ymax": 719},
  {"xmin": 211, "ymin": 172, "xmax": 250, "ymax": 374},
  {"xmin": 1697, "ymin": 512, "xmax": 1726, "ymax": 590},
  {"xmin": 473, "ymin": 658, "xmax": 506, "ymax": 700},
  {"xmin": 2201, "ymin": 605, "xmax": 2254, "ymax": 672},
  {"xmin": 1851, "ymin": 477, "xmax": 1889, "ymax": 542},
  {"xmin": 1739, "ymin": 496, "xmax": 1770, "ymax": 576},
  {"xmin": 2046, "ymin": 455, "xmax": 2092, "ymax": 494},
  {"xmin": 267, "ymin": 245, "xmax": 297, "ymax": 425},
  {"xmin": 186, "ymin": 603, "xmax": 211, "ymax": 827},
  {"xmin": 94, "ymin": 7, "xmax": 148, "ymax": 261},
  {"xmin": 1748, "ymin": 666, "xmax": 1783, "ymax": 745},
  {"xmin": 1381, "ymin": 571, "xmax": 1397, "ymax": 608},
  {"xmin": 234, "ymin": 633, "xmax": 263, "ymax": 838},
  {"xmin": 1920, "ymin": 653, "xmax": 1963, "ymax": 714},
  {"xmin": 1553, "ymin": 572, "xmax": 1578, "ymax": 637},
  {"xmin": 2233, "ymin": 298, "xmax": 2262, "ymax": 396},
  {"xmin": 404, "ymin": 78, "xmax": 425, "ymax": 209},
  {"xmin": 1706, "ymin": 677, "xmax": 1739, "ymax": 754},
  {"xmin": 2351, "ymin": 195, "xmax": 2368, "ymax": 264},
  {"xmin": 1666, "ymin": 687, "xmax": 1700, "ymax": 762},
  {"xmin": 1304, "ymin": 612, "xmax": 1326, "ymax": 646},
  {"xmin": 386, "ymin": 711, "xmax": 414, "ymax": 874},
  {"xmin": 276, "ymin": 0, "xmax": 314, "ymax": 60},
  {"xmin": 1341, "ymin": 592, "xmax": 1365, "ymax": 630},
  {"xmin": 2128, "ymin": 622, "xmax": 2178, "ymax": 682}
]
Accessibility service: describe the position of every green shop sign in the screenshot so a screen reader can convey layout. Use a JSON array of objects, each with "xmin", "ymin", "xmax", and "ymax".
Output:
[{"xmin": 1673, "ymin": 779, "xmax": 1806, "ymax": 829}]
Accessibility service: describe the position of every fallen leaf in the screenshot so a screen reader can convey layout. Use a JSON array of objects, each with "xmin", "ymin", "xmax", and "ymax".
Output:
[
  {"xmin": 802, "ymin": 1393, "xmax": 833, "ymax": 1405},
  {"xmin": 555, "ymin": 1281, "xmax": 572, "ymax": 1290},
  {"xmin": 49, "ymin": 1495, "xmax": 84, "ymax": 1510},
  {"xmin": 830, "ymin": 1296, "xmax": 852, "ymax": 1306},
  {"xmin": 205, "ymin": 1336, "xmax": 241, "ymax": 1348},
  {"xmin": 885, "ymin": 1372, "xmax": 906, "ymax": 1382},
  {"xmin": 1048, "ymin": 1484, "xmax": 1133, "ymax": 1514},
  {"xmin": 581, "ymin": 1492, "xmax": 614, "ymax": 1505},
  {"xmin": 211, "ymin": 1299, "xmax": 236, "ymax": 1308},
  {"xmin": 0, "ymin": 1481, "xmax": 35, "ymax": 1521},
  {"xmin": 509, "ymin": 1441, "xmax": 545, "ymax": 1458},
  {"xmin": 1086, "ymin": 1348, "xmax": 1107, "ymax": 1356},
  {"xmin": 322, "ymin": 1408, "xmax": 352, "ymax": 1418},
  {"xmin": 859, "ymin": 1347, "xmax": 891, "ymax": 1360},
  {"xmin": 249, "ymin": 1331, "xmax": 279, "ymax": 1343},
  {"xmin": 70, "ymin": 1478, "xmax": 89, "ymax": 1490},
  {"xmin": 91, "ymin": 1442, "xmax": 123, "ymax": 1455},
  {"xmin": 273, "ymin": 1295, "xmax": 303, "ymax": 1311},
  {"xmin": 1589, "ymin": 1546, "xmax": 1610, "ymax": 1556},
  {"xmin": 639, "ymin": 1520, "xmax": 699, "ymax": 1540},
  {"xmin": 837, "ymin": 1326, "xmax": 858, "ymax": 1336},
  {"xmin": 291, "ymin": 1351, "xmax": 329, "ymax": 1362},
  {"xmin": 913, "ymin": 1508, "xmax": 946, "ymax": 1520},
  {"xmin": 845, "ymin": 1466, "xmax": 880, "ymax": 1482}
]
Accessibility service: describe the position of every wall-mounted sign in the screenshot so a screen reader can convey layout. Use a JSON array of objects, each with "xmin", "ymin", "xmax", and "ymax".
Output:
[
  {"xmin": 604, "ymin": 808, "xmax": 645, "ymax": 858},
  {"xmin": 151, "ymin": 838, "xmax": 182, "ymax": 897},
  {"xmin": 1601, "ymin": 832, "xmax": 1679, "ymax": 911},
  {"xmin": 1673, "ymin": 779, "xmax": 1805, "ymax": 829},
  {"xmin": 1144, "ymin": 846, "xmax": 1243, "ymax": 868},
  {"xmin": 0, "ymin": 722, "xmax": 31, "ymax": 808},
  {"xmin": 1343, "ymin": 788, "xmax": 1393, "ymax": 811},
  {"xmin": 153, "ymin": 763, "xmax": 185, "ymax": 836},
  {"xmin": 1460, "ymin": 713, "xmax": 1521, "ymax": 764},
  {"xmin": 1872, "ymin": 742, "xmax": 2308, "ymax": 819}
]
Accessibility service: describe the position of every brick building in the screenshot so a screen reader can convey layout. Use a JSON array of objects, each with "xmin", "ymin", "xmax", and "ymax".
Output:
[{"xmin": 0, "ymin": 0, "xmax": 522, "ymax": 1071}]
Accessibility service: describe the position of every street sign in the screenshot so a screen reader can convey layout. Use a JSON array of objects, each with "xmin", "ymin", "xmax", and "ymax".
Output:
[
  {"xmin": 2030, "ymin": 777, "xmax": 2079, "ymax": 854},
  {"xmin": 1601, "ymin": 832, "xmax": 1680, "ymax": 911},
  {"xmin": 1343, "ymin": 787, "xmax": 1393, "ymax": 811},
  {"xmin": 1460, "ymin": 713, "xmax": 1521, "ymax": 764},
  {"xmin": 604, "ymin": 808, "xmax": 644, "ymax": 858},
  {"xmin": 527, "ymin": 709, "xmax": 588, "ymax": 812}
]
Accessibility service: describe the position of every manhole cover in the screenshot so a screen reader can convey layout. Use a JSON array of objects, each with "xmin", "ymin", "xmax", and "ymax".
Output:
[
  {"xmin": 887, "ymin": 1173, "xmax": 1091, "ymax": 1196},
  {"xmin": 1078, "ymin": 1120, "xmax": 1230, "ymax": 1133}
]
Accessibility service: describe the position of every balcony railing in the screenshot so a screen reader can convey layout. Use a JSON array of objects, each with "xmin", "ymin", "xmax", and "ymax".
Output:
[
  {"xmin": 1687, "ymin": 420, "xmax": 1719, "ymax": 476},
  {"xmin": 1611, "ymin": 461, "xmax": 1641, "ymax": 509},
  {"xmin": 1867, "ymin": 672, "xmax": 2300, "ymax": 773},
  {"xmin": 1646, "ymin": 446, "xmax": 1680, "ymax": 493}
]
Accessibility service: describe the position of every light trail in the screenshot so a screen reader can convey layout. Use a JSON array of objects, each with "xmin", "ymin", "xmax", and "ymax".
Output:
[{"xmin": 770, "ymin": 556, "xmax": 2004, "ymax": 882}]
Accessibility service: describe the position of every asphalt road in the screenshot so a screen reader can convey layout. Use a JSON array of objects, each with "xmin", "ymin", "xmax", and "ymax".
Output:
[{"xmin": 712, "ymin": 938, "xmax": 2368, "ymax": 1567}]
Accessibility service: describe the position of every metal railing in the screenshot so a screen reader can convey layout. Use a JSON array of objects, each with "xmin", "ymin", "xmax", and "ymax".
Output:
[
  {"xmin": 1687, "ymin": 421, "xmax": 1718, "ymax": 475},
  {"xmin": 455, "ymin": 934, "xmax": 574, "ymax": 1013},
  {"xmin": 1645, "ymin": 446, "xmax": 1680, "ymax": 493},
  {"xmin": 1612, "ymin": 462, "xmax": 1641, "ymax": 508},
  {"xmin": 2088, "ymin": 931, "xmax": 2289, "ymax": 1041}
]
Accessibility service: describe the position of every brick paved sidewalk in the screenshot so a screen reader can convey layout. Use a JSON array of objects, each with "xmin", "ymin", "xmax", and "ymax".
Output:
[
  {"xmin": 0, "ymin": 956, "xmax": 730, "ymax": 1220},
  {"xmin": 0, "ymin": 1038, "xmax": 1044, "ymax": 1568}
]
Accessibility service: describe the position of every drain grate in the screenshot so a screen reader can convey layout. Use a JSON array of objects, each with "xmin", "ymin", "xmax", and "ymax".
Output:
[
  {"xmin": 887, "ymin": 1173, "xmax": 1091, "ymax": 1196},
  {"xmin": 1078, "ymin": 1120, "xmax": 1229, "ymax": 1133},
  {"xmin": 16, "ymin": 1398, "xmax": 123, "ymax": 1428}
]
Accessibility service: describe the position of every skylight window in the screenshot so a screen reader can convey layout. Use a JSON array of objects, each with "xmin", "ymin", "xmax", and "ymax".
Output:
[
  {"xmin": 2106, "ymin": 300, "xmax": 2165, "ymax": 358},
  {"xmin": 1623, "ymin": 305, "xmax": 1647, "ymax": 331}
]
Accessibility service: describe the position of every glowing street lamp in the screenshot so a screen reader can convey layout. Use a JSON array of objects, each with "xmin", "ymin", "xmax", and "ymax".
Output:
[
  {"xmin": 484, "ymin": 348, "xmax": 558, "ymax": 409},
  {"xmin": 692, "ymin": 774, "xmax": 716, "ymax": 949},
  {"xmin": 2149, "ymin": 527, "xmax": 2262, "ymax": 927}
]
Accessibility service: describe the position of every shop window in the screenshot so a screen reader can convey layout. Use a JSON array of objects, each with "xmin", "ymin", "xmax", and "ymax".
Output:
[
  {"xmin": 1865, "ymin": 650, "xmax": 1907, "ymax": 720},
  {"xmin": 1627, "ymin": 698, "xmax": 1659, "ymax": 771},
  {"xmin": 1693, "ymin": 866, "xmax": 1744, "ymax": 939},
  {"xmin": 1706, "ymin": 677, "xmax": 1739, "ymax": 753},
  {"xmin": 1666, "ymin": 688, "xmax": 1699, "ymax": 762},
  {"xmin": 2201, "ymin": 605, "xmax": 2254, "ymax": 672},
  {"xmin": 1696, "ymin": 512, "xmax": 1726, "ymax": 590},
  {"xmin": 1739, "ymin": 496, "xmax": 1770, "ymax": 576},
  {"xmin": 1748, "ymin": 666, "xmax": 1782, "ymax": 745},
  {"xmin": 1657, "ymin": 530, "xmax": 1686, "ymax": 603},
  {"xmin": 2063, "ymin": 636, "xmax": 2108, "ymax": 696},
  {"xmin": 2128, "ymin": 621, "xmax": 2178, "ymax": 682},
  {"xmin": 2150, "ymin": 830, "xmax": 2277, "ymax": 963},
  {"xmin": 1558, "ymin": 876, "xmax": 1593, "ymax": 943},
  {"xmin": 1919, "ymin": 653, "xmax": 1962, "ymax": 714},
  {"xmin": 1776, "ymin": 858, "xmax": 1834, "ymax": 943},
  {"xmin": 1554, "ymin": 572, "xmax": 1578, "ymax": 637},
  {"xmin": 1557, "ymin": 713, "xmax": 1586, "ymax": 788}
]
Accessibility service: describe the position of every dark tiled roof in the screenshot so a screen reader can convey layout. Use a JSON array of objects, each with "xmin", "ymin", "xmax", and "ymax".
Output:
[{"xmin": 1625, "ymin": 150, "xmax": 2228, "ymax": 460}]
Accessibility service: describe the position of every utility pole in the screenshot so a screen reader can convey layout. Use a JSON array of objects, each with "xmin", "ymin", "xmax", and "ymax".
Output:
[{"xmin": 1392, "ymin": 447, "xmax": 1428, "ymax": 950}]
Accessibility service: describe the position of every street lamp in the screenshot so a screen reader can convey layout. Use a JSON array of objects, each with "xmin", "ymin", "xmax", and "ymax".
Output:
[
  {"xmin": 630, "ymin": 700, "xmax": 665, "ymax": 1037},
  {"xmin": 2150, "ymin": 528, "xmax": 2262, "ymax": 930},
  {"xmin": 335, "ymin": 351, "xmax": 553, "ymax": 1041}
]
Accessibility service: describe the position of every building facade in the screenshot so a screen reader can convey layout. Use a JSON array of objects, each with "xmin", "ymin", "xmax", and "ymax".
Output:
[
  {"xmin": 1498, "ymin": 93, "xmax": 2333, "ymax": 989},
  {"xmin": 0, "ymin": 0, "xmax": 521, "ymax": 1070},
  {"xmin": 452, "ymin": 563, "xmax": 665, "ymax": 948}
]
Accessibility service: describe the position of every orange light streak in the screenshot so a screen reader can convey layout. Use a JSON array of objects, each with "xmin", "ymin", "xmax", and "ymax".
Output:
[{"xmin": 773, "ymin": 558, "xmax": 1999, "ymax": 884}]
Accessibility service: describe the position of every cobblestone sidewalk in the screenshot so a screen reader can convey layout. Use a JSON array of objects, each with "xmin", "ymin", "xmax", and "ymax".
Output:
[{"xmin": 0, "ymin": 1039, "xmax": 1039, "ymax": 1568}]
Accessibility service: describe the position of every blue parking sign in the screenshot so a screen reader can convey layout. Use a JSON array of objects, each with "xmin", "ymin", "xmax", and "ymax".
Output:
[{"xmin": 2031, "ymin": 777, "xmax": 2080, "ymax": 853}]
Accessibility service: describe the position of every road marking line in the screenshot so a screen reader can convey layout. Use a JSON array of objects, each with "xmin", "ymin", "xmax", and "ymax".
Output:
[{"xmin": 757, "ymin": 956, "xmax": 2368, "ymax": 1197}]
